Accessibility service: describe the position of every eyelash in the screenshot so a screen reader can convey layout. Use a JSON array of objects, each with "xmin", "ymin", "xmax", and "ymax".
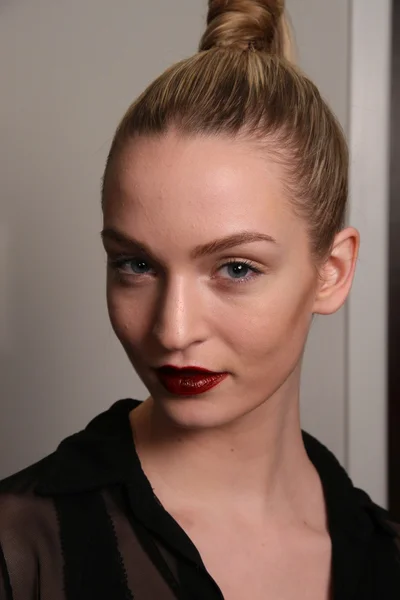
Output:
[{"xmin": 107, "ymin": 255, "xmax": 263, "ymax": 285}]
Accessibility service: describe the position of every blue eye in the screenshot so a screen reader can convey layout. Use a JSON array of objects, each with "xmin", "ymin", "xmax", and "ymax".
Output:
[
  {"xmin": 108, "ymin": 257, "xmax": 262, "ymax": 284},
  {"xmin": 218, "ymin": 259, "xmax": 262, "ymax": 283},
  {"xmin": 118, "ymin": 258, "xmax": 150, "ymax": 275}
]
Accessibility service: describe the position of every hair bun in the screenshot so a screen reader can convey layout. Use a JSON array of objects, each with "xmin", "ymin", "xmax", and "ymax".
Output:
[{"xmin": 199, "ymin": 0, "xmax": 285, "ymax": 53}]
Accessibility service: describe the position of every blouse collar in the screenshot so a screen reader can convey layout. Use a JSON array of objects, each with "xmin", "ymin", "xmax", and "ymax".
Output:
[{"xmin": 34, "ymin": 398, "xmax": 395, "ymax": 546}]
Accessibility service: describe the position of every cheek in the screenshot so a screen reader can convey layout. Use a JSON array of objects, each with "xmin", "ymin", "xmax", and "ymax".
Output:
[
  {"xmin": 222, "ymin": 279, "xmax": 314, "ymax": 368},
  {"xmin": 106, "ymin": 266, "xmax": 315, "ymax": 372},
  {"xmin": 106, "ymin": 284, "xmax": 145, "ymax": 347}
]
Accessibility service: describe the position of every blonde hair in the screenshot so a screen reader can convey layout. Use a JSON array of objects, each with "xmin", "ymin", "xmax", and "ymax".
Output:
[{"xmin": 102, "ymin": 0, "xmax": 348, "ymax": 261}]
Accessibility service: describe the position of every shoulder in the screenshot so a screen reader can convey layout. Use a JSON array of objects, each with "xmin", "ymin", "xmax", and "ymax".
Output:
[
  {"xmin": 346, "ymin": 486, "xmax": 400, "ymax": 591},
  {"xmin": 359, "ymin": 490, "xmax": 400, "ymax": 548},
  {"xmin": 302, "ymin": 431, "xmax": 400, "ymax": 574},
  {"xmin": 362, "ymin": 495, "xmax": 400, "ymax": 593},
  {"xmin": 0, "ymin": 455, "xmax": 63, "ymax": 596},
  {"xmin": 0, "ymin": 454, "xmax": 59, "ymax": 543},
  {"xmin": 0, "ymin": 453, "xmax": 53, "ymax": 495}
]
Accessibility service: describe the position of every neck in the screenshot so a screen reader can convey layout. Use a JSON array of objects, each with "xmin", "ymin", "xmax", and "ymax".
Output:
[{"xmin": 130, "ymin": 381, "xmax": 327, "ymax": 532}]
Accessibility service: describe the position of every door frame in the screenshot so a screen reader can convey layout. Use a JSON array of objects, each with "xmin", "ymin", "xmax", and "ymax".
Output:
[{"xmin": 347, "ymin": 0, "xmax": 392, "ymax": 508}]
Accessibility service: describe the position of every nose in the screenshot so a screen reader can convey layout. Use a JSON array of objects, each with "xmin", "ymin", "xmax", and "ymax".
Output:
[{"xmin": 152, "ymin": 276, "xmax": 208, "ymax": 352}]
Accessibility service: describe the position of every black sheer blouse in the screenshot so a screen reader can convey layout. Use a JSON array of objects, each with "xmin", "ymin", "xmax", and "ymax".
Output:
[{"xmin": 0, "ymin": 398, "xmax": 399, "ymax": 599}]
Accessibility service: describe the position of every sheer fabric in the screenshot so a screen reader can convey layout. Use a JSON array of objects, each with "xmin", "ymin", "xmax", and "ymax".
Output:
[{"xmin": 1, "ymin": 398, "xmax": 399, "ymax": 599}]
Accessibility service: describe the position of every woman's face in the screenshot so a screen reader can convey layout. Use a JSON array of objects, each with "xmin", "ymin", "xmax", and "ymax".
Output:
[{"xmin": 102, "ymin": 130, "xmax": 321, "ymax": 429}]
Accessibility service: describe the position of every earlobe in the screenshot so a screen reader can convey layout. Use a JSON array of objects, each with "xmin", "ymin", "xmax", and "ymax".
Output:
[{"xmin": 312, "ymin": 227, "xmax": 360, "ymax": 316}]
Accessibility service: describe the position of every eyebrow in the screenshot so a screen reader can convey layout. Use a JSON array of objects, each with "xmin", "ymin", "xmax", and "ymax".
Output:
[{"xmin": 100, "ymin": 228, "xmax": 278, "ymax": 261}]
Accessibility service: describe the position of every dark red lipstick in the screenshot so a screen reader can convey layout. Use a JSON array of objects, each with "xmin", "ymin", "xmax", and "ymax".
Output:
[{"xmin": 155, "ymin": 365, "xmax": 228, "ymax": 396}]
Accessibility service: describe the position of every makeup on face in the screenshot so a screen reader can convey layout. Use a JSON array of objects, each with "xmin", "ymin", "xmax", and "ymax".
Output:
[
  {"xmin": 103, "ymin": 133, "xmax": 317, "ymax": 430},
  {"xmin": 155, "ymin": 365, "xmax": 229, "ymax": 396}
]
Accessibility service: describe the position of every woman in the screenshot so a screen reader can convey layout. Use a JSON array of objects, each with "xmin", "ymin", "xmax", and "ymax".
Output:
[{"xmin": 1, "ymin": 1, "xmax": 399, "ymax": 598}]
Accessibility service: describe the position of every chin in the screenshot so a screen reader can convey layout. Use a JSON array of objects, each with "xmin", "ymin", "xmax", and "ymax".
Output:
[{"xmin": 150, "ymin": 391, "xmax": 249, "ymax": 431}]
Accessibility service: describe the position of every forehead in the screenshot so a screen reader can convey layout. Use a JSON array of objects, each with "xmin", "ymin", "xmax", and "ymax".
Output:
[{"xmin": 103, "ymin": 132, "xmax": 301, "ymax": 244}]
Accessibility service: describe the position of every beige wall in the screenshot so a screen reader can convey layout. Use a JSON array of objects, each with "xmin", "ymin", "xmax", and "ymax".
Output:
[
  {"xmin": 286, "ymin": 0, "xmax": 350, "ymax": 465},
  {"xmin": 347, "ymin": 0, "xmax": 391, "ymax": 507},
  {"xmin": 0, "ymin": 0, "xmax": 351, "ymax": 478}
]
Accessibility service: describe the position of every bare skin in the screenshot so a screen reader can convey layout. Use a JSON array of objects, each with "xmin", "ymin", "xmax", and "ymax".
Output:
[
  {"xmin": 102, "ymin": 128, "xmax": 359, "ymax": 599},
  {"xmin": 130, "ymin": 398, "xmax": 333, "ymax": 600}
]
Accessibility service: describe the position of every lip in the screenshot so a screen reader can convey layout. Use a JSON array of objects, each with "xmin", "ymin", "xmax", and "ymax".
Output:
[
  {"xmin": 155, "ymin": 366, "xmax": 228, "ymax": 396},
  {"xmin": 157, "ymin": 364, "xmax": 221, "ymax": 375}
]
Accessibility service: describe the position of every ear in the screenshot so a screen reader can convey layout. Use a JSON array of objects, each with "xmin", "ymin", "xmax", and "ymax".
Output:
[{"xmin": 312, "ymin": 227, "xmax": 360, "ymax": 315}]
